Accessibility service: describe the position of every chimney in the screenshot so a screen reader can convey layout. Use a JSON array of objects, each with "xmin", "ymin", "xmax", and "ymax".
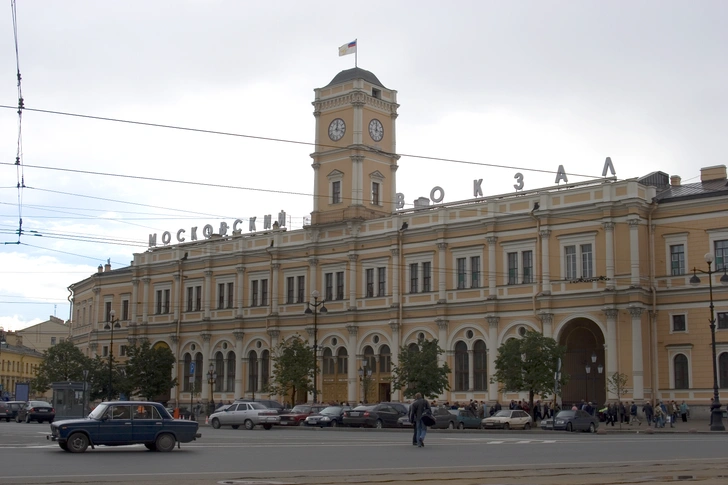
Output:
[
  {"xmin": 701, "ymin": 165, "xmax": 727, "ymax": 183},
  {"xmin": 97, "ymin": 264, "xmax": 103, "ymax": 274},
  {"xmin": 670, "ymin": 175, "xmax": 681, "ymax": 187},
  {"xmin": 104, "ymin": 263, "xmax": 111, "ymax": 272}
]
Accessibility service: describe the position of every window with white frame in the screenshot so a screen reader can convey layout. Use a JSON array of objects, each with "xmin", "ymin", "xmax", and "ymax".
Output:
[
  {"xmin": 284, "ymin": 271, "xmax": 306, "ymax": 304},
  {"xmin": 104, "ymin": 299, "xmax": 112, "ymax": 322},
  {"xmin": 216, "ymin": 278, "xmax": 235, "ymax": 309},
  {"xmin": 501, "ymin": 239, "xmax": 537, "ymax": 285},
  {"xmin": 707, "ymin": 229, "xmax": 728, "ymax": 271},
  {"xmin": 452, "ymin": 247, "xmax": 483, "ymax": 289},
  {"xmin": 406, "ymin": 253, "xmax": 434, "ymax": 294},
  {"xmin": 185, "ymin": 283, "xmax": 202, "ymax": 312},
  {"xmin": 667, "ymin": 345, "xmax": 692, "ymax": 390},
  {"xmin": 363, "ymin": 260, "xmax": 387, "ymax": 298},
  {"xmin": 663, "ymin": 233, "xmax": 688, "ymax": 276},
  {"xmin": 328, "ymin": 170, "xmax": 344, "ymax": 205},
  {"xmin": 249, "ymin": 274, "xmax": 269, "ymax": 307},
  {"xmin": 102, "ymin": 345, "xmax": 109, "ymax": 357},
  {"xmin": 671, "ymin": 313, "xmax": 687, "ymax": 332},
  {"xmin": 557, "ymin": 232, "xmax": 597, "ymax": 281},
  {"xmin": 121, "ymin": 297, "xmax": 130, "ymax": 321},
  {"xmin": 370, "ymin": 171, "xmax": 384, "ymax": 207},
  {"xmin": 323, "ymin": 266, "xmax": 346, "ymax": 301},
  {"xmin": 154, "ymin": 284, "xmax": 172, "ymax": 314},
  {"xmin": 718, "ymin": 312, "xmax": 728, "ymax": 330}
]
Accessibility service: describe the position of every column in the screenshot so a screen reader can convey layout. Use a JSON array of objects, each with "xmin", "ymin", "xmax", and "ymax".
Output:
[
  {"xmin": 539, "ymin": 312, "xmax": 554, "ymax": 339},
  {"xmin": 467, "ymin": 349, "xmax": 475, "ymax": 391},
  {"xmin": 629, "ymin": 219, "xmax": 641, "ymax": 287},
  {"xmin": 346, "ymin": 324, "xmax": 358, "ymax": 403},
  {"xmin": 390, "ymin": 248, "xmax": 400, "ymax": 307},
  {"xmin": 204, "ymin": 270, "xmax": 213, "ymax": 319},
  {"xmin": 351, "ymin": 154, "xmax": 364, "ymax": 206},
  {"xmin": 629, "ymin": 306, "xmax": 645, "ymax": 400},
  {"xmin": 236, "ymin": 266, "xmax": 245, "ymax": 318},
  {"xmin": 201, "ymin": 332, "xmax": 211, "ymax": 401},
  {"xmin": 92, "ymin": 288, "xmax": 100, "ymax": 330},
  {"xmin": 603, "ymin": 308, "xmax": 618, "ymax": 399},
  {"xmin": 234, "ymin": 330, "xmax": 244, "ymax": 399},
  {"xmin": 348, "ymin": 254, "xmax": 358, "ymax": 310},
  {"xmin": 487, "ymin": 315, "xmax": 499, "ymax": 402},
  {"xmin": 389, "ymin": 321, "xmax": 400, "ymax": 401},
  {"xmin": 271, "ymin": 263, "xmax": 280, "ymax": 314},
  {"xmin": 306, "ymin": 325, "xmax": 317, "ymax": 402},
  {"xmin": 308, "ymin": 258, "xmax": 319, "ymax": 294},
  {"xmin": 540, "ymin": 230, "xmax": 551, "ymax": 293},
  {"xmin": 141, "ymin": 277, "xmax": 151, "ymax": 324},
  {"xmin": 437, "ymin": 242, "xmax": 447, "ymax": 303},
  {"xmin": 173, "ymin": 274, "xmax": 181, "ymax": 321},
  {"xmin": 436, "ymin": 318, "xmax": 449, "ymax": 401},
  {"xmin": 170, "ymin": 335, "xmax": 179, "ymax": 406},
  {"xmin": 390, "ymin": 164, "xmax": 398, "ymax": 213},
  {"xmin": 603, "ymin": 222, "xmax": 615, "ymax": 289},
  {"xmin": 312, "ymin": 162, "xmax": 321, "ymax": 213},
  {"xmin": 131, "ymin": 279, "xmax": 139, "ymax": 323},
  {"xmin": 267, "ymin": 328, "xmax": 280, "ymax": 389},
  {"xmin": 486, "ymin": 236, "xmax": 497, "ymax": 298}
]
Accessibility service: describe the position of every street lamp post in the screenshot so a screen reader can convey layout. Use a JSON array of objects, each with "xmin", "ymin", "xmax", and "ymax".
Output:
[
  {"xmin": 690, "ymin": 252, "xmax": 728, "ymax": 431},
  {"xmin": 358, "ymin": 359, "xmax": 373, "ymax": 404},
  {"xmin": 207, "ymin": 363, "xmax": 217, "ymax": 416},
  {"xmin": 104, "ymin": 310, "xmax": 121, "ymax": 401},
  {"xmin": 304, "ymin": 290, "xmax": 327, "ymax": 404}
]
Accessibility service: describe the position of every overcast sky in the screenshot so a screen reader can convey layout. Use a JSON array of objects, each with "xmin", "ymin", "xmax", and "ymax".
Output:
[{"xmin": 0, "ymin": 0, "xmax": 725, "ymax": 331}]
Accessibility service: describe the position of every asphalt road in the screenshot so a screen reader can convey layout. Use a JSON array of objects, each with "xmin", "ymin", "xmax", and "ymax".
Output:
[{"xmin": 1, "ymin": 421, "xmax": 727, "ymax": 485}]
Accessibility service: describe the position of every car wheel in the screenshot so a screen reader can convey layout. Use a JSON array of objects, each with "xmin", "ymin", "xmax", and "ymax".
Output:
[
  {"xmin": 231, "ymin": 425, "xmax": 240, "ymax": 430},
  {"xmin": 67, "ymin": 432, "xmax": 89, "ymax": 453},
  {"xmin": 144, "ymin": 443, "xmax": 157, "ymax": 451},
  {"xmin": 566, "ymin": 422, "xmax": 573, "ymax": 432},
  {"xmin": 244, "ymin": 419, "xmax": 254, "ymax": 430},
  {"xmin": 375, "ymin": 419, "xmax": 383, "ymax": 429},
  {"xmin": 211, "ymin": 418, "xmax": 221, "ymax": 429},
  {"xmin": 59, "ymin": 442, "xmax": 69, "ymax": 452},
  {"xmin": 524, "ymin": 423, "xmax": 531, "ymax": 430},
  {"xmin": 331, "ymin": 420, "xmax": 338, "ymax": 428},
  {"xmin": 503, "ymin": 423, "xmax": 510, "ymax": 430},
  {"xmin": 155, "ymin": 433, "xmax": 176, "ymax": 452},
  {"xmin": 25, "ymin": 414, "xmax": 31, "ymax": 423},
  {"xmin": 448, "ymin": 421, "xmax": 455, "ymax": 429},
  {"xmin": 457, "ymin": 422, "xmax": 465, "ymax": 430},
  {"xmin": 589, "ymin": 423, "xmax": 596, "ymax": 433},
  {"xmin": 263, "ymin": 424, "xmax": 272, "ymax": 430}
]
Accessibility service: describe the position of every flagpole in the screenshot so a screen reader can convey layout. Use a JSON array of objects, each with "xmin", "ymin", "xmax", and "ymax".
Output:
[{"xmin": 355, "ymin": 38, "xmax": 358, "ymax": 68}]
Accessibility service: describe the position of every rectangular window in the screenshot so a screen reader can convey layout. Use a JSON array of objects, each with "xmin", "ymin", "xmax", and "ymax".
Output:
[
  {"xmin": 718, "ymin": 312, "xmax": 728, "ymax": 330},
  {"xmin": 335, "ymin": 271, "xmax": 344, "ymax": 300},
  {"xmin": 565, "ymin": 245, "xmax": 577, "ymax": 280},
  {"xmin": 581, "ymin": 244, "xmax": 593, "ymax": 278},
  {"xmin": 156, "ymin": 290, "xmax": 162, "ymax": 314},
  {"xmin": 715, "ymin": 240, "xmax": 728, "ymax": 271},
  {"xmin": 422, "ymin": 262, "xmax": 432, "ymax": 292},
  {"xmin": 672, "ymin": 314, "xmax": 686, "ymax": 332},
  {"xmin": 227, "ymin": 282, "xmax": 234, "ymax": 308},
  {"xmin": 105, "ymin": 301, "xmax": 112, "ymax": 322},
  {"xmin": 372, "ymin": 182, "xmax": 380, "ymax": 205},
  {"xmin": 218, "ymin": 283, "xmax": 225, "ymax": 309},
  {"xmin": 195, "ymin": 286, "xmax": 202, "ymax": 311},
  {"xmin": 366, "ymin": 268, "xmax": 374, "ymax": 298},
  {"xmin": 456, "ymin": 257, "xmax": 466, "ymax": 289},
  {"xmin": 332, "ymin": 181, "xmax": 341, "ymax": 204},
  {"xmin": 470, "ymin": 256, "xmax": 480, "ymax": 288},
  {"xmin": 325, "ymin": 273, "xmax": 333, "ymax": 301},
  {"xmin": 670, "ymin": 244, "xmax": 685, "ymax": 276},
  {"xmin": 186, "ymin": 287, "xmax": 193, "ymax": 312},
  {"xmin": 410, "ymin": 263, "xmax": 419, "ymax": 293},
  {"xmin": 50, "ymin": 337, "xmax": 56, "ymax": 346},
  {"xmin": 122, "ymin": 299, "xmax": 129, "ymax": 321},
  {"xmin": 252, "ymin": 281, "xmax": 259, "ymax": 307},
  {"xmin": 261, "ymin": 279, "xmax": 268, "ymax": 305},
  {"xmin": 297, "ymin": 275, "xmax": 305, "ymax": 303},
  {"xmin": 102, "ymin": 345, "xmax": 109, "ymax": 357},
  {"xmin": 522, "ymin": 250, "xmax": 533, "ymax": 284},
  {"xmin": 120, "ymin": 345, "xmax": 127, "ymax": 357},
  {"xmin": 377, "ymin": 267, "xmax": 386, "ymax": 296},
  {"xmin": 286, "ymin": 276, "xmax": 295, "ymax": 304},
  {"xmin": 507, "ymin": 252, "xmax": 518, "ymax": 285}
]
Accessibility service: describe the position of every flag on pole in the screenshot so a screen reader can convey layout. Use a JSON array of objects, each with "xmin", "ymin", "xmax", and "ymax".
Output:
[{"xmin": 338, "ymin": 39, "xmax": 357, "ymax": 57}]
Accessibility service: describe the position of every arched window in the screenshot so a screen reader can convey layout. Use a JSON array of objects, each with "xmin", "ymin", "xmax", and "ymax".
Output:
[
  {"xmin": 261, "ymin": 350, "xmax": 270, "ymax": 389},
  {"xmin": 379, "ymin": 345, "xmax": 391, "ymax": 373},
  {"xmin": 719, "ymin": 352, "xmax": 728, "ymax": 388},
  {"xmin": 674, "ymin": 354, "xmax": 689, "ymax": 389},
  {"xmin": 408, "ymin": 342, "xmax": 419, "ymax": 353},
  {"xmin": 194, "ymin": 352, "xmax": 203, "ymax": 393},
  {"xmin": 473, "ymin": 340, "xmax": 487, "ymax": 391},
  {"xmin": 247, "ymin": 350, "xmax": 258, "ymax": 392},
  {"xmin": 183, "ymin": 353, "xmax": 192, "ymax": 392},
  {"xmin": 363, "ymin": 345, "xmax": 376, "ymax": 371},
  {"xmin": 226, "ymin": 351, "xmax": 235, "ymax": 392},
  {"xmin": 214, "ymin": 351, "xmax": 224, "ymax": 392},
  {"xmin": 337, "ymin": 347, "xmax": 348, "ymax": 375},
  {"xmin": 323, "ymin": 348, "xmax": 335, "ymax": 375},
  {"xmin": 455, "ymin": 341, "xmax": 468, "ymax": 391}
]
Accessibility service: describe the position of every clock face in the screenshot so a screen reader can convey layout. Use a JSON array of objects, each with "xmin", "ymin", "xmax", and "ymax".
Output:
[
  {"xmin": 368, "ymin": 119, "xmax": 384, "ymax": 142},
  {"xmin": 328, "ymin": 118, "xmax": 346, "ymax": 141}
]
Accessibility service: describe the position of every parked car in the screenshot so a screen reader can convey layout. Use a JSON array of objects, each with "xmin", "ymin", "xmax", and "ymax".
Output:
[
  {"xmin": 48, "ymin": 401, "xmax": 200, "ymax": 453},
  {"xmin": 451, "ymin": 408, "xmax": 483, "ymax": 429},
  {"xmin": 16, "ymin": 401, "xmax": 55, "ymax": 423},
  {"xmin": 547, "ymin": 409, "xmax": 599, "ymax": 432},
  {"xmin": 208, "ymin": 401, "xmax": 279, "ymax": 430},
  {"xmin": 236, "ymin": 399, "xmax": 289, "ymax": 414},
  {"xmin": 278, "ymin": 404, "xmax": 328, "ymax": 426},
  {"xmin": 166, "ymin": 407, "xmax": 194, "ymax": 419},
  {"xmin": 343, "ymin": 403, "xmax": 408, "ymax": 428},
  {"xmin": 304, "ymin": 405, "xmax": 351, "ymax": 427},
  {"xmin": 430, "ymin": 407, "xmax": 457, "ymax": 429},
  {"xmin": 481, "ymin": 409, "xmax": 532, "ymax": 430}
]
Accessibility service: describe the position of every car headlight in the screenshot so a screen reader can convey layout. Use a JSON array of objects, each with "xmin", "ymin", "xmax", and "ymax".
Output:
[
  {"xmin": 320, "ymin": 416, "xmax": 331, "ymax": 421},
  {"xmin": 556, "ymin": 420, "xmax": 564, "ymax": 424}
]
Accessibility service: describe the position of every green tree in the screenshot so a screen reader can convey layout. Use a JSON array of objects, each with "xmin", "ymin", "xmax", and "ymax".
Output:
[
  {"xmin": 31, "ymin": 341, "xmax": 92, "ymax": 393},
  {"xmin": 389, "ymin": 338, "xmax": 451, "ymax": 399},
  {"xmin": 87, "ymin": 354, "xmax": 129, "ymax": 401},
  {"xmin": 491, "ymin": 330, "xmax": 568, "ymax": 417},
  {"xmin": 265, "ymin": 336, "xmax": 316, "ymax": 404},
  {"xmin": 124, "ymin": 340, "xmax": 177, "ymax": 401}
]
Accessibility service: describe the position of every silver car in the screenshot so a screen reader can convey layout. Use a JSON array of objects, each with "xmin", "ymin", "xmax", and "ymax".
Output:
[{"xmin": 209, "ymin": 401, "xmax": 280, "ymax": 430}]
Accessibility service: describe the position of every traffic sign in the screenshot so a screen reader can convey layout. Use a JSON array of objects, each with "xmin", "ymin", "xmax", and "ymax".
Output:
[{"xmin": 190, "ymin": 362, "xmax": 195, "ymax": 375}]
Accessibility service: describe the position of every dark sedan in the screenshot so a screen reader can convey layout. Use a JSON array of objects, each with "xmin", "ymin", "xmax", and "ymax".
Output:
[
  {"xmin": 430, "ymin": 407, "xmax": 457, "ymax": 429},
  {"xmin": 343, "ymin": 403, "xmax": 407, "ymax": 428},
  {"xmin": 16, "ymin": 400, "xmax": 55, "ymax": 423},
  {"xmin": 48, "ymin": 401, "xmax": 200, "ymax": 453},
  {"xmin": 304, "ymin": 405, "xmax": 351, "ymax": 427},
  {"xmin": 546, "ymin": 409, "xmax": 599, "ymax": 432}
]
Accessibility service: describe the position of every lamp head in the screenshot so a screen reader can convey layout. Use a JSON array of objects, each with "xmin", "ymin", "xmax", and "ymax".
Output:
[
  {"xmin": 358, "ymin": 368, "xmax": 363, "ymax": 377},
  {"xmin": 689, "ymin": 269, "xmax": 700, "ymax": 286},
  {"xmin": 705, "ymin": 253, "xmax": 715, "ymax": 264},
  {"xmin": 598, "ymin": 364, "xmax": 604, "ymax": 374},
  {"xmin": 311, "ymin": 290, "xmax": 320, "ymax": 300},
  {"xmin": 367, "ymin": 369, "xmax": 372, "ymax": 377},
  {"xmin": 110, "ymin": 309, "xmax": 115, "ymax": 320},
  {"xmin": 721, "ymin": 269, "xmax": 728, "ymax": 286},
  {"xmin": 585, "ymin": 364, "xmax": 591, "ymax": 374},
  {"xmin": 304, "ymin": 307, "xmax": 313, "ymax": 315},
  {"xmin": 591, "ymin": 352, "xmax": 597, "ymax": 363},
  {"xmin": 320, "ymin": 304, "xmax": 328, "ymax": 313},
  {"xmin": 209, "ymin": 363, "xmax": 214, "ymax": 372},
  {"xmin": 362, "ymin": 358, "xmax": 367, "ymax": 367}
]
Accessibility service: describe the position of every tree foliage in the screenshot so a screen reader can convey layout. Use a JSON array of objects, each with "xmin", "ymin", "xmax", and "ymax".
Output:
[
  {"xmin": 31, "ymin": 341, "xmax": 91, "ymax": 393},
  {"xmin": 491, "ymin": 330, "xmax": 568, "ymax": 416},
  {"xmin": 265, "ymin": 336, "xmax": 316, "ymax": 404},
  {"xmin": 389, "ymin": 338, "xmax": 451, "ymax": 399},
  {"xmin": 124, "ymin": 340, "xmax": 177, "ymax": 401},
  {"xmin": 606, "ymin": 372, "xmax": 629, "ymax": 426}
]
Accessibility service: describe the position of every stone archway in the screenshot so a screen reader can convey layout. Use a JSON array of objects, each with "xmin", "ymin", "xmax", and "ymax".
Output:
[{"xmin": 558, "ymin": 318, "xmax": 606, "ymax": 408}]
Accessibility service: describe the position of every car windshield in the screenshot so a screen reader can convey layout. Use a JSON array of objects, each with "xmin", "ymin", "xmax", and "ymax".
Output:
[
  {"xmin": 320, "ymin": 406, "xmax": 342, "ymax": 415},
  {"xmin": 494, "ymin": 410, "xmax": 511, "ymax": 417},
  {"xmin": 290, "ymin": 405, "xmax": 311, "ymax": 414},
  {"xmin": 557, "ymin": 410, "xmax": 575, "ymax": 418},
  {"xmin": 30, "ymin": 401, "xmax": 51, "ymax": 407},
  {"xmin": 89, "ymin": 403, "xmax": 109, "ymax": 419},
  {"xmin": 353, "ymin": 405, "xmax": 374, "ymax": 411},
  {"xmin": 249, "ymin": 402, "xmax": 267, "ymax": 410}
]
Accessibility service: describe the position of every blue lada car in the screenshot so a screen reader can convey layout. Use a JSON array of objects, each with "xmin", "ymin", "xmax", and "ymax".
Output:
[{"xmin": 48, "ymin": 401, "xmax": 201, "ymax": 453}]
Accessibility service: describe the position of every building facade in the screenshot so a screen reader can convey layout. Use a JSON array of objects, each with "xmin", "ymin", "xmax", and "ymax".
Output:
[
  {"xmin": 17, "ymin": 316, "xmax": 70, "ymax": 353},
  {"xmin": 0, "ymin": 331, "xmax": 44, "ymax": 399},
  {"xmin": 67, "ymin": 68, "xmax": 728, "ymax": 410}
]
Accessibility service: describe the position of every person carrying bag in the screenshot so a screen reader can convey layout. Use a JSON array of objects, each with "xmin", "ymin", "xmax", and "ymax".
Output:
[{"xmin": 409, "ymin": 393, "xmax": 432, "ymax": 448}]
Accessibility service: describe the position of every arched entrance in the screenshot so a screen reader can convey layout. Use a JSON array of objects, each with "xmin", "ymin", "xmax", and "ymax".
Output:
[
  {"xmin": 152, "ymin": 341, "xmax": 172, "ymax": 404},
  {"xmin": 558, "ymin": 318, "xmax": 606, "ymax": 408}
]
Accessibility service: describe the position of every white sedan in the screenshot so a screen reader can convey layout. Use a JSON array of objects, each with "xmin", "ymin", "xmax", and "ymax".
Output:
[{"xmin": 481, "ymin": 409, "xmax": 533, "ymax": 430}]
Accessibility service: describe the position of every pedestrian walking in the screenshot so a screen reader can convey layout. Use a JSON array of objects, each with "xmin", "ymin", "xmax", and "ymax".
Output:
[
  {"xmin": 629, "ymin": 401, "xmax": 641, "ymax": 426},
  {"xmin": 643, "ymin": 402, "xmax": 654, "ymax": 427},
  {"xmin": 680, "ymin": 401, "xmax": 689, "ymax": 423},
  {"xmin": 408, "ymin": 392, "xmax": 431, "ymax": 448}
]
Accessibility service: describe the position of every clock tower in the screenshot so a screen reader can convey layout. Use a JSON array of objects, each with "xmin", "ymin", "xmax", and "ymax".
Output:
[{"xmin": 310, "ymin": 68, "xmax": 399, "ymax": 225}]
